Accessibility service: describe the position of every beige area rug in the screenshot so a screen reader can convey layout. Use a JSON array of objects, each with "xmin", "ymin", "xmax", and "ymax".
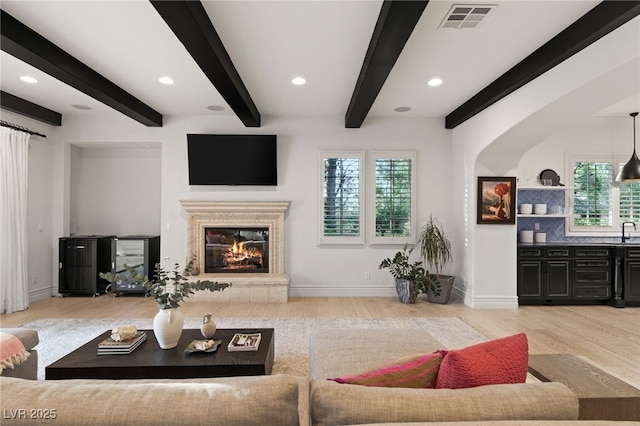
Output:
[{"xmin": 22, "ymin": 317, "xmax": 488, "ymax": 380}]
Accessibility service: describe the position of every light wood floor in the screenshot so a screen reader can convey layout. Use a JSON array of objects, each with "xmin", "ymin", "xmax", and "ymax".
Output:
[{"xmin": 2, "ymin": 295, "xmax": 639, "ymax": 388}]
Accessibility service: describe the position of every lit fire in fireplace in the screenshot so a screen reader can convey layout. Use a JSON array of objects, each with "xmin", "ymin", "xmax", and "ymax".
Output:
[{"xmin": 226, "ymin": 241, "xmax": 264, "ymax": 269}]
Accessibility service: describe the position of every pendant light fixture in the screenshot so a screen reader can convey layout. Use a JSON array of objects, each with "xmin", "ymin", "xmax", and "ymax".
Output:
[{"xmin": 620, "ymin": 112, "xmax": 640, "ymax": 182}]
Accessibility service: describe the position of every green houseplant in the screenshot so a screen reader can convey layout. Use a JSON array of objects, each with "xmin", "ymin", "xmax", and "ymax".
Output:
[
  {"xmin": 100, "ymin": 258, "xmax": 231, "ymax": 349},
  {"xmin": 378, "ymin": 244, "xmax": 439, "ymax": 304},
  {"xmin": 417, "ymin": 214, "xmax": 454, "ymax": 304}
]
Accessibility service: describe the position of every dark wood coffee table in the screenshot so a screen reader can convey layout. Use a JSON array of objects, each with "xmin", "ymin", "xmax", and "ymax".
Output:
[{"xmin": 45, "ymin": 328, "xmax": 274, "ymax": 380}]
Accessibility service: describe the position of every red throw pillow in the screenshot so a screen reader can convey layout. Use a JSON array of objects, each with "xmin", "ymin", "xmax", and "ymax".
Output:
[
  {"xmin": 435, "ymin": 333, "xmax": 528, "ymax": 389},
  {"xmin": 330, "ymin": 351, "xmax": 444, "ymax": 388}
]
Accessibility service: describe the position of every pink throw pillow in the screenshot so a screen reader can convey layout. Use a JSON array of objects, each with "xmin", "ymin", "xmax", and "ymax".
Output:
[
  {"xmin": 330, "ymin": 351, "xmax": 444, "ymax": 388},
  {"xmin": 435, "ymin": 333, "xmax": 528, "ymax": 389}
]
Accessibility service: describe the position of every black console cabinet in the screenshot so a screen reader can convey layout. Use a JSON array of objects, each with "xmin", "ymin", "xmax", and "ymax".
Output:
[
  {"xmin": 59, "ymin": 236, "xmax": 114, "ymax": 296},
  {"xmin": 111, "ymin": 235, "xmax": 160, "ymax": 296}
]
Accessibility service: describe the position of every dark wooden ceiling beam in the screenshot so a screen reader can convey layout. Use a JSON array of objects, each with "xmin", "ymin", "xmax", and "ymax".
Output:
[
  {"xmin": 345, "ymin": 1, "xmax": 429, "ymax": 128},
  {"xmin": 445, "ymin": 1, "xmax": 640, "ymax": 129},
  {"xmin": 0, "ymin": 9, "xmax": 163, "ymax": 127},
  {"xmin": 1, "ymin": 90, "xmax": 62, "ymax": 126},
  {"xmin": 150, "ymin": 1, "xmax": 261, "ymax": 128}
]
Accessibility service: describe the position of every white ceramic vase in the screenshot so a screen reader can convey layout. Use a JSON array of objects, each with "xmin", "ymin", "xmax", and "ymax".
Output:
[
  {"xmin": 153, "ymin": 308, "xmax": 184, "ymax": 349},
  {"xmin": 200, "ymin": 312, "xmax": 217, "ymax": 339}
]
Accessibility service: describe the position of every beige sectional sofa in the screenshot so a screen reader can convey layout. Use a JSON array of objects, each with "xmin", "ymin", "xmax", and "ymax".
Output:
[
  {"xmin": 308, "ymin": 329, "xmax": 579, "ymax": 426},
  {"xmin": 0, "ymin": 327, "xmax": 629, "ymax": 425}
]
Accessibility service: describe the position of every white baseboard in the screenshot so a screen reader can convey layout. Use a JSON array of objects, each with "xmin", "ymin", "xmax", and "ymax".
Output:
[
  {"xmin": 29, "ymin": 285, "xmax": 54, "ymax": 302},
  {"xmin": 289, "ymin": 285, "xmax": 517, "ymax": 309},
  {"xmin": 27, "ymin": 282, "xmax": 515, "ymax": 309},
  {"xmin": 463, "ymin": 294, "xmax": 519, "ymax": 309},
  {"xmin": 289, "ymin": 286, "xmax": 396, "ymax": 298},
  {"xmin": 451, "ymin": 286, "xmax": 466, "ymax": 304}
]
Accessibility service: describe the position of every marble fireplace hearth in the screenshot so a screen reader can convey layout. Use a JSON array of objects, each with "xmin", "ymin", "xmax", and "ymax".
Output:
[{"xmin": 180, "ymin": 200, "xmax": 290, "ymax": 303}]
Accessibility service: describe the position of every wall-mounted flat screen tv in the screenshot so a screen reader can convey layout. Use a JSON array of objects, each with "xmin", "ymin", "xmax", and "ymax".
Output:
[{"xmin": 187, "ymin": 134, "xmax": 277, "ymax": 186}]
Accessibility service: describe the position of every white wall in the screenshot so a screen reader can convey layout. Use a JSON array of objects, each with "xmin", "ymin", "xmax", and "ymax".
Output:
[
  {"xmin": 46, "ymin": 114, "xmax": 452, "ymax": 297},
  {"xmin": 518, "ymin": 118, "xmax": 630, "ymax": 185},
  {"xmin": 70, "ymin": 146, "xmax": 161, "ymax": 236},
  {"xmin": 27, "ymin": 132, "xmax": 55, "ymax": 301}
]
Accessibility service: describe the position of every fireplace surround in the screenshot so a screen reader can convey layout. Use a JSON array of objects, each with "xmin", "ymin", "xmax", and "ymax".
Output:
[{"xmin": 180, "ymin": 200, "xmax": 290, "ymax": 303}]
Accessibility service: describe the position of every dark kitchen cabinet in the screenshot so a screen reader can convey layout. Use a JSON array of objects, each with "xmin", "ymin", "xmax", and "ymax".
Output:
[
  {"xmin": 517, "ymin": 248, "xmax": 543, "ymax": 302},
  {"xmin": 544, "ymin": 247, "xmax": 571, "ymax": 302},
  {"xmin": 518, "ymin": 244, "xmax": 614, "ymax": 306},
  {"xmin": 59, "ymin": 236, "xmax": 114, "ymax": 296},
  {"xmin": 572, "ymin": 247, "xmax": 611, "ymax": 302},
  {"xmin": 518, "ymin": 247, "xmax": 570, "ymax": 304},
  {"xmin": 623, "ymin": 247, "xmax": 640, "ymax": 306}
]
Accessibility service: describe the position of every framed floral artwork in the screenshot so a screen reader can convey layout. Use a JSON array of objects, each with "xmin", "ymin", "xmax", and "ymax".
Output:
[{"xmin": 477, "ymin": 176, "xmax": 516, "ymax": 225}]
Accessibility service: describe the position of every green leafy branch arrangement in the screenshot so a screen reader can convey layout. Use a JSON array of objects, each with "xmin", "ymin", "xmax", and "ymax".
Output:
[{"xmin": 100, "ymin": 258, "xmax": 231, "ymax": 309}]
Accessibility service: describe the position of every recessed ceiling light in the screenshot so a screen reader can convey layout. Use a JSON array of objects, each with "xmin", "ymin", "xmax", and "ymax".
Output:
[
  {"xmin": 292, "ymin": 76, "xmax": 306, "ymax": 85},
  {"xmin": 428, "ymin": 78, "xmax": 443, "ymax": 87},
  {"xmin": 158, "ymin": 76, "xmax": 174, "ymax": 85},
  {"xmin": 20, "ymin": 75, "xmax": 38, "ymax": 84},
  {"xmin": 207, "ymin": 105, "xmax": 225, "ymax": 111},
  {"xmin": 72, "ymin": 104, "xmax": 92, "ymax": 110},
  {"xmin": 394, "ymin": 106, "xmax": 412, "ymax": 113}
]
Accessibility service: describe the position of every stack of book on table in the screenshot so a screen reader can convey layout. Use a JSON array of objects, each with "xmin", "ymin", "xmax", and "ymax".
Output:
[
  {"xmin": 227, "ymin": 333, "xmax": 261, "ymax": 352},
  {"xmin": 97, "ymin": 331, "xmax": 147, "ymax": 355}
]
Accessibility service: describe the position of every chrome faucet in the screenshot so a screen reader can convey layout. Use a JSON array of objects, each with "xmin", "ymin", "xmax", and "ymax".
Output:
[{"xmin": 622, "ymin": 221, "xmax": 636, "ymax": 243}]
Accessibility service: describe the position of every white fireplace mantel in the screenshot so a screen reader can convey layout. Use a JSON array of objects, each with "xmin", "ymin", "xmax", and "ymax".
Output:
[{"xmin": 180, "ymin": 200, "xmax": 290, "ymax": 303}]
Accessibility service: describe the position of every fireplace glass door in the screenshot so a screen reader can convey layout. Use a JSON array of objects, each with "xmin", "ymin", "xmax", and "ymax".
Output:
[{"xmin": 204, "ymin": 228, "xmax": 269, "ymax": 273}]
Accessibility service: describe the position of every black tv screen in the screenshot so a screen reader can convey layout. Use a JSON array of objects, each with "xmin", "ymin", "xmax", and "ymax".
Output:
[{"xmin": 187, "ymin": 134, "xmax": 277, "ymax": 186}]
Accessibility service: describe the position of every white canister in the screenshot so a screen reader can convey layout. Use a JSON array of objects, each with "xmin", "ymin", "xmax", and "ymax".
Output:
[
  {"xmin": 519, "ymin": 203, "xmax": 532, "ymax": 214},
  {"xmin": 534, "ymin": 204, "xmax": 547, "ymax": 215},
  {"xmin": 534, "ymin": 232, "xmax": 546, "ymax": 243},
  {"xmin": 549, "ymin": 206, "xmax": 563, "ymax": 215},
  {"xmin": 519, "ymin": 230, "xmax": 534, "ymax": 243}
]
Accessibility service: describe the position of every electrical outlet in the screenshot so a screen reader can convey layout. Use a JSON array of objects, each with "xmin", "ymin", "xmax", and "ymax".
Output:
[
  {"xmin": 534, "ymin": 223, "xmax": 540, "ymax": 231},
  {"xmin": 165, "ymin": 222, "xmax": 171, "ymax": 231},
  {"xmin": 364, "ymin": 272, "xmax": 371, "ymax": 281}
]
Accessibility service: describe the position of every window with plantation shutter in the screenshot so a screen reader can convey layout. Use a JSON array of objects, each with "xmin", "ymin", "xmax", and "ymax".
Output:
[
  {"xmin": 320, "ymin": 152, "xmax": 364, "ymax": 244},
  {"xmin": 370, "ymin": 151, "xmax": 416, "ymax": 244},
  {"xmin": 569, "ymin": 156, "xmax": 640, "ymax": 235},
  {"xmin": 619, "ymin": 161, "xmax": 640, "ymax": 223},
  {"xmin": 572, "ymin": 160, "xmax": 613, "ymax": 227}
]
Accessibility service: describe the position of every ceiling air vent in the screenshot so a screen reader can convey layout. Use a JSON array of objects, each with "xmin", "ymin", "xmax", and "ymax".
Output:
[{"xmin": 439, "ymin": 4, "xmax": 497, "ymax": 29}]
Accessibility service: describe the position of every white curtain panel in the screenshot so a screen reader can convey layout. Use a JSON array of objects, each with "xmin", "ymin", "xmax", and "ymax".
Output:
[{"xmin": 0, "ymin": 127, "xmax": 30, "ymax": 314}]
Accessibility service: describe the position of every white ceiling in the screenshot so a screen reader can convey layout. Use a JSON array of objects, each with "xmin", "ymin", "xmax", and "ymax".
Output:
[{"xmin": 1, "ymin": 0, "xmax": 638, "ymax": 126}]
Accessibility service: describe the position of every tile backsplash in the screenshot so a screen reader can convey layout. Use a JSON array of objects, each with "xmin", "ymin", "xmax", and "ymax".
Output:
[{"xmin": 516, "ymin": 188, "xmax": 640, "ymax": 244}]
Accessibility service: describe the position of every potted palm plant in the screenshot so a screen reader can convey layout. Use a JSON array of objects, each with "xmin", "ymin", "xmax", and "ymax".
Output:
[
  {"xmin": 378, "ymin": 244, "xmax": 439, "ymax": 304},
  {"xmin": 418, "ymin": 214, "xmax": 454, "ymax": 304}
]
